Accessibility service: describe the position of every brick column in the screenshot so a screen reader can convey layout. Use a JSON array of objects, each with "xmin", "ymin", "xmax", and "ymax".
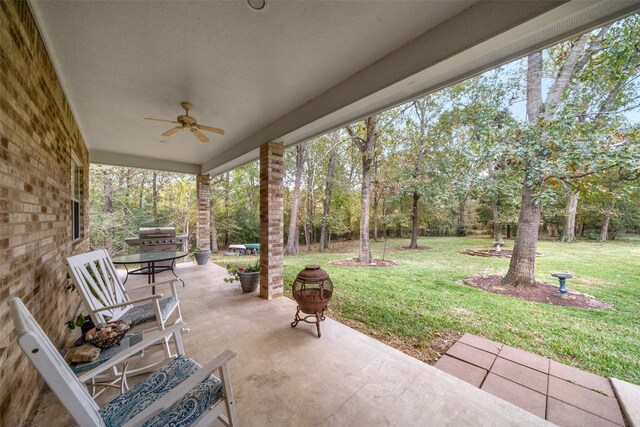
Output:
[
  {"xmin": 196, "ymin": 174, "xmax": 211, "ymax": 251},
  {"xmin": 259, "ymin": 142, "xmax": 284, "ymax": 299}
]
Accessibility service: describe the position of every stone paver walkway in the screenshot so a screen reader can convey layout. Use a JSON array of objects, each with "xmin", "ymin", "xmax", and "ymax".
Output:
[{"xmin": 435, "ymin": 333, "xmax": 628, "ymax": 426}]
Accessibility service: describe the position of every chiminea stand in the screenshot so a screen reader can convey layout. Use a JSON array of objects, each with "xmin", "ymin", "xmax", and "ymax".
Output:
[{"xmin": 291, "ymin": 307, "xmax": 327, "ymax": 338}]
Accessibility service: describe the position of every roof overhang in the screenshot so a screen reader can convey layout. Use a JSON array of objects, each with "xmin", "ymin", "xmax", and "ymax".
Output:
[{"xmin": 30, "ymin": 0, "xmax": 640, "ymax": 176}]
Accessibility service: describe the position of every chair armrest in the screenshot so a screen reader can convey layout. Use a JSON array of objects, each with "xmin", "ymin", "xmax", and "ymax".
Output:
[
  {"xmin": 125, "ymin": 279, "xmax": 179, "ymax": 293},
  {"xmin": 123, "ymin": 350, "xmax": 237, "ymax": 427},
  {"xmin": 124, "ymin": 279, "xmax": 179, "ymax": 299},
  {"xmin": 77, "ymin": 321, "xmax": 189, "ymax": 382},
  {"xmin": 93, "ymin": 294, "xmax": 162, "ymax": 313}
]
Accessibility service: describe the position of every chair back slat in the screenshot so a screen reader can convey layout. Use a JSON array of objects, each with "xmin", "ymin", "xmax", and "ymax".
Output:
[
  {"xmin": 8, "ymin": 298, "xmax": 104, "ymax": 427},
  {"xmin": 67, "ymin": 250, "xmax": 131, "ymax": 324}
]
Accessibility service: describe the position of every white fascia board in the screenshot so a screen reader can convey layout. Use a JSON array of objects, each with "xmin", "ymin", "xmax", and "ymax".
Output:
[
  {"xmin": 206, "ymin": 149, "xmax": 260, "ymax": 177},
  {"xmin": 201, "ymin": 0, "xmax": 640, "ymax": 176},
  {"xmin": 90, "ymin": 150, "xmax": 200, "ymax": 175}
]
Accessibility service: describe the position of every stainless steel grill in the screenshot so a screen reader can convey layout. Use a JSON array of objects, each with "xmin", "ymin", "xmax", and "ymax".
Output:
[{"xmin": 125, "ymin": 227, "xmax": 188, "ymax": 268}]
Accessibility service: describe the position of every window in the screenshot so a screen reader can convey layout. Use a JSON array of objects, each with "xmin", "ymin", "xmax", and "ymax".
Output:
[{"xmin": 71, "ymin": 159, "xmax": 81, "ymax": 241}]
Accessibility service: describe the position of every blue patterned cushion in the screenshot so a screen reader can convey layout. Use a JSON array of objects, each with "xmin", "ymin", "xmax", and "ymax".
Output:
[
  {"xmin": 142, "ymin": 377, "xmax": 222, "ymax": 427},
  {"xmin": 119, "ymin": 296, "xmax": 177, "ymax": 327},
  {"xmin": 99, "ymin": 355, "xmax": 222, "ymax": 427}
]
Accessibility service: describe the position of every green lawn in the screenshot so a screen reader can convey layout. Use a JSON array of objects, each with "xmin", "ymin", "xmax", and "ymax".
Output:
[{"xmin": 219, "ymin": 236, "xmax": 640, "ymax": 384}]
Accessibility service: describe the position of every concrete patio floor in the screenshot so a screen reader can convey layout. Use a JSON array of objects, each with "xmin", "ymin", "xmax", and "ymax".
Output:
[{"xmin": 30, "ymin": 262, "xmax": 552, "ymax": 426}]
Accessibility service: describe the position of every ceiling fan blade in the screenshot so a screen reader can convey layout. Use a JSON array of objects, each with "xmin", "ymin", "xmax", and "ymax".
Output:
[
  {"xmin": 161, "ymin": 126, "xmax": 182, "ymax": 137},
  {"xmin": 197, "ymin": 124, "xmax": 225, "ymax": 135},
  {"xmin": 145, "ymin": 117, "xmax": 180, "ymax": 124},
  {"xmin": 191, "ymin": 128, "xmax": 210, "ymax": 143}
]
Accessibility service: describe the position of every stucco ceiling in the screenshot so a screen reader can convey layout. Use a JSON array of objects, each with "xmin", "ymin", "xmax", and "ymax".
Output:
[{"xmin": 30, "ymin": 0, "xmax": 639, "ymax": 175}]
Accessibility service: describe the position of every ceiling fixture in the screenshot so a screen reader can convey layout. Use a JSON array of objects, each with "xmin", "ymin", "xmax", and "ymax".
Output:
[
  {"xmin": 145, "ymin": 102, "xmax": 224, "ymax": 143},
  {"xmin": 247, "ymin": 0, "xmax": 267, "ymax": 11}
]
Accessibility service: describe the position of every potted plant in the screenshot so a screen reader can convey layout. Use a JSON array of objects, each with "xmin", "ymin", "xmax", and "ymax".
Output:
[
  {"xmin": 64, "ymin": 275, "xmax": 96, "ymax": 345},
  {"xmin": 193, "ymin": 247, "xmax": 211, "ymax": 265},
  {"xmin": 224, "ymin": 260, "xmax": 260, "ymax": 293}
]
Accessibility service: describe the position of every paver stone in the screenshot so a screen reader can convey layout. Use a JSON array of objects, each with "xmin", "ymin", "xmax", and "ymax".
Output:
[
  {"xmin": 547, "ymin": 397, "xmax": 623, "ymax": 427},
  {"xmin": 458, "ymin": 333, "xmax": 503, "ymax": 355},
  {"xmin": 492, "ymin": 357, "xmax": 548, "ymax": 394},
  {"xmin": 481, "ymin": 373, "xmax": 546, "ymax": 419},
  {"xmin": 548, "ymin": 376, "xmax": 625, "ymax": 425},
  {"xmin": 549, "ymin": 360, "xmax": 614, "ymax": 397},
  {"xmin": 435, "ymin": 354, "xmax": 487, "ymax": 387},
  {"xmin": 446, "ymin": 341, "xmax": 496, "ymax": 370},
  {"xmin": 498, "ymin": 345, "xmax": 550, "ymax": 373}
]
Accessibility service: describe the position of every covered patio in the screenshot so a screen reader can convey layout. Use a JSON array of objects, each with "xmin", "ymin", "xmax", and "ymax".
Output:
[
  {"xmin": 31, "ymin": 262, "xmax": 547, "ymax": 426},
  {"xmin": 2, "ymin": 0, "xmax": 639, "ymax": 425}
]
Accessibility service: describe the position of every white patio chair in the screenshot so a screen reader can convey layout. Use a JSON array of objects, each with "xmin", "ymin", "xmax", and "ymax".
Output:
[
  {"xmin": 66, "ymin": 249, "xmax": 186, "ymax": 358},
  {"xmin": 8, "ymin": 297, "xmax": 238, "ymax": 427}
]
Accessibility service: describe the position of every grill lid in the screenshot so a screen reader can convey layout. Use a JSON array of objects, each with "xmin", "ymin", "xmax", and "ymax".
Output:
[{"xmin": 138, "ymin": 227, "xmax": 176, "ymax": 238}]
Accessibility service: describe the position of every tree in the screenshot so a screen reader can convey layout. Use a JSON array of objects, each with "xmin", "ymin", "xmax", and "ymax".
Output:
[
  {"xmin": 504, "ymin": 18, "xmax": 639, "ymax": 285},
  {"xmin": 346, "ymin": 115, "xmax": 380, "ymax": 263},
  {"xmin": 403, "ymin": 94, "xmax": 452, "ymax": 248},
  {"xmin": 286, "ymin": 144, "xmax": 305, "ymax": 255},
  {"xmin": 320, "ymin": 131, "xmax": 340, "ymax": 251}
]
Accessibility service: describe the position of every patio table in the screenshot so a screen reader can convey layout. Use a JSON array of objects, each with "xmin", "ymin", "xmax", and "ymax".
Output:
[{"xmin": 112, "ymin": 250, "xmax": 187, "ymax": 293}]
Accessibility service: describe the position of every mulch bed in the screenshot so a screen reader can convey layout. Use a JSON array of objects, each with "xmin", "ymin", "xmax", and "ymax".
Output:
[
  {"xmin": 460, "ymin": 248, "xmax": 513, "ymax": 258},
  {"xmin": 461, "ymin": 275, "xmax": 614, "ymax": 310},
  {"xmin": 399, "ymin": 246, "xmax": 432, "ymax": 251},
  {"xmin": 329, "ymin": 258, "xmax": 398, "ymax": 267}
]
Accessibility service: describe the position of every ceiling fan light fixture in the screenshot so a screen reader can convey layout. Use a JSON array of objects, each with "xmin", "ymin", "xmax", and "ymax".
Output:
[{"xmin": 247, "ymin": 0, "xmax": 267, "ymax": 11}]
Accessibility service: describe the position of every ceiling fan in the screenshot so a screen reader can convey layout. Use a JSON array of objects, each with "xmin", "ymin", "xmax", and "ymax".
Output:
[{"xmin": 145, "ymin": 102, "xmax": 224, "ymax": 143}]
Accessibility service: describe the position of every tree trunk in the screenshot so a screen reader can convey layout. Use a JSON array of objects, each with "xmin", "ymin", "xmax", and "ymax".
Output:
[
  {"xmin": 138, "ymin": 175, "xmax": 146, "ymax": 209},
  {"xmin": 346, "ymin": 116, "xmax": 378, "ymax": 264},
  {"xmin": 599, "ymin": 202, "xmax": 614, "ymax": 242},
  {"xmin": 104, "ymin": 174, "xmax": 113, "ymax": 214},
  {"xmin": 152, "ymin": 171, "xmax": 158, "ymax": 225},
  {"xmin": 600, "ymin": 214, "xmax": 611, "ymax": 241},
  {"xmin": 502, "ymin": 52, "xmax": 544, "ymax": 287},
  {"xmin": 373, "ymin": 190, "xmax": 379, "ymax": 242},
  {"xmin": 287, "ymin": 144, "xmax": 305, "ymax": 255},
  {"xmin": 320, "ymin": 138, "xmax": 337, "ymax": 252},
  {"xmin": 502, "ymin": 179, "xmax": 542, "ymax": 286},
  {"xmin": 487, "ymin": 160, "xmax": 502, "ymax": 244},
  {"xmin": 210, "ymin": 194, "xmax": 219, "ymax": 252},
  {"xmin": 305, "ymin": 159, "xmax": 315, "ymax": 252},
  {"xmin": 222, "ymin": 172, "xmax": 230, "ymax": 248},
  {"xmin": 506, "ymin": 224, "xmax": 511, "ymax": 238},
  {"xmin": 184, "ymin": 193, "xmax": 190, "ymax": 242},
  {"xmin": 410, "ymin": 192, "xmax": 420, "ymax": 248},
  {"xmin": 359, "ymin": 150, "xmax": 372, "ymax": 263},
  {"xmin": 562, "ymin": 191, "xmax": 579, "ymax": 242},
  {"xmin": 491, "ymin": 198, "xmax": 503, "ymax": 244},
  {"xmin": 103, "ymin": 171, "xmax": 113, "ymax": 253},
  {"xmin": 457, "ymin": 197, "xmax": 466, "ymax": 235}
]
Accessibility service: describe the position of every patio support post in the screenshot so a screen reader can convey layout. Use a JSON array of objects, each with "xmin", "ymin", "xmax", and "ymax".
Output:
[
  {"xmin": 196, "ymin": 174, "xmax": 211, "ymax": 251},
  {"xmin": 259, "ymin": 141, "xmax": 284, "ymax": 299}
]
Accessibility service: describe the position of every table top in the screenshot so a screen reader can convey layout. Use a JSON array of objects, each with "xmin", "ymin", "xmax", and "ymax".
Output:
[{"xmin": 112, "ymin": 251, "xmax": 188, "ymax": 264}]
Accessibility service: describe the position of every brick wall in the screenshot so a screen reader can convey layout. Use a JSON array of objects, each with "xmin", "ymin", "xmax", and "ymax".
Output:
[
  {"xmin": 259, "ymin": 142, "xmax": 284, "ymax": 299},
  {"xmin": 0, "ymin": 1, "xmax": 90, "ymax": 425}
]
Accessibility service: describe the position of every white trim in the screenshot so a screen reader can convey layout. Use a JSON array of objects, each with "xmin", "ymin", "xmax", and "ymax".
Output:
[{"xmin": 90, "ymin": 150, "xmax": 200, "ymax": 175}]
